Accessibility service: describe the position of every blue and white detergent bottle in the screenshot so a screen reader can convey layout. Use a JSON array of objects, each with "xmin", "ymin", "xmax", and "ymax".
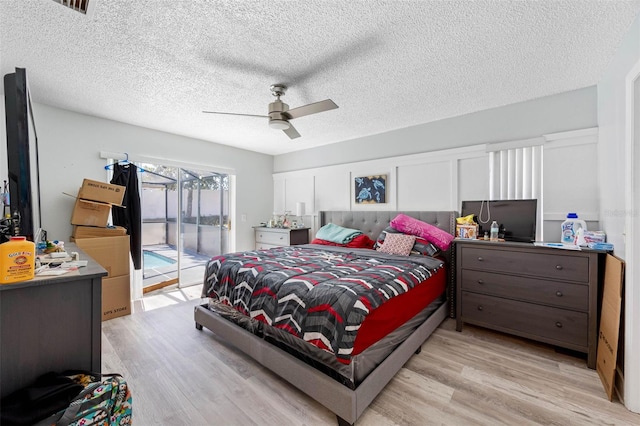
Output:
[{"xmin": 561, "ymin": 213, "xmax": 587, "ymax": 244}]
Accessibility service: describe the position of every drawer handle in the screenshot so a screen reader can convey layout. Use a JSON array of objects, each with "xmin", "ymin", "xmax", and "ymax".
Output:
[
  {"xmin": 477, "ymin": 256, "xmax": 484, "ymax": 262},
  {"xmin": 279, "ymin": 236, "xmax": 284, "ymax": 240},
  {"xmin": 477, "ymin": 305, "xmax": 484, "ymax": 311},
  {"xmin": 477, "ymin": 279, "xmax": 484, "ymax": 285},
  {"xmin": 556, "ymin": 265, "xmax": 563, "ymax": 270},
  {"xmin": 555, "ymin": 321, "xmax": 563, "ymax": 328},
  {"xmin": 556, "ymin": 291, "xmax": 563, "ymax": 297}
]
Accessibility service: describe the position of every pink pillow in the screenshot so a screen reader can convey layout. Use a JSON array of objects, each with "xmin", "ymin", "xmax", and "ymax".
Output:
[
  {"xmin": 376, "ymin": 233, "xmax": 416, "ymax": 256},
  {"xmin": 390, "ymin": 214, "xmax": 454, "ymax": 251}
]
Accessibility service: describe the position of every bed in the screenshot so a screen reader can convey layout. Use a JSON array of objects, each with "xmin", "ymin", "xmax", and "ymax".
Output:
[{"xmin": 194, "ymin": 210, "xmax": 456, "ymax": 425}]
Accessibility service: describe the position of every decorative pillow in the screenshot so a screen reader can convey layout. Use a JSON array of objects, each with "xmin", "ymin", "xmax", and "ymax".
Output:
[
  {"xmin": 375, "ymin": 226, "xmax": 440, "ymax": 257},
  {"xmin": 389, "ymin": 213, "xmax": 454, "ymax": 251},
  {"xmin": 316, "ymin": 223, "xmax": 363, "ymax": 244},
  {"xmin": 411, "ymin": 237, "xmax": 440, "ymax": 257},
  {"xmin": 376, "ymin": 233, "xmax": 416, "ymax": 256},
  {"xmin": 373, "ymin": 226, "xmax": 399, "ymax": 249}
]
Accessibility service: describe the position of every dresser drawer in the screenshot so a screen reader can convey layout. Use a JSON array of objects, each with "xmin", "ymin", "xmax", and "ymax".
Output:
[
  {"xmin": 461, "ymin": 292, "xmax": 588, "ymax": 348},
  {"xmin": 460, "ymin": 246, "xmax": 589, "ymax": 282},
  {"xmin": 256, "ymin": 242, "xmax": 280, "ymax": 250},
  {"xmin": 460, "ymin": 270, "xmax": 589, "ymax": 311},
  {"xmin": 255, "ymin": 230, "xmax": 290, "ymax": 246}
]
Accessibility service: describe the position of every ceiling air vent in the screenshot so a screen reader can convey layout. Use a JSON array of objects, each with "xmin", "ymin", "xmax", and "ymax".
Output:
[{"xmin": 52, "ymin": 0, "xmax": 96, "ymax": 16}]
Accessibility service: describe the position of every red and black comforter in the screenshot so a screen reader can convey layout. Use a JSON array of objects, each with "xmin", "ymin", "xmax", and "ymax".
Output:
[{"xmin": 202, "ymin": 245, "xmax": 444, "ymax": 363}]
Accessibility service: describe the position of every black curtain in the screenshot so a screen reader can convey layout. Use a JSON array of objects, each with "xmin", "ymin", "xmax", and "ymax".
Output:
[{"xmin": 110, "ymin": 163, "xmax": 142, "ymax": 270}]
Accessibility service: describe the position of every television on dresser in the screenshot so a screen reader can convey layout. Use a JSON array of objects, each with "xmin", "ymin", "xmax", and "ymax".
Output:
[
  {"xmin": 460, "ymin": 199, "xmax": 538, "ymax": 243},
  {"xmin": 4, "ymin": 68, "xmax": 41, "ymax": 241}
]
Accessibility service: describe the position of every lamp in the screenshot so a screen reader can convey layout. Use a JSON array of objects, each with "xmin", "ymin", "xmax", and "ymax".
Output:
[
  {"xmin": 296, "ymin": 202, "xmax": 305, "ymax": 227},
  {"xmin": 269, "ymin": 119, "xmax": 290, "ymax": 130}
]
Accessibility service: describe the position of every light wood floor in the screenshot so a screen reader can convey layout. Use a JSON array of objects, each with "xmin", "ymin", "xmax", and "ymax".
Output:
[{"xmin": 102, "ymin": 298, "xmax": 640, "ymax": 425}]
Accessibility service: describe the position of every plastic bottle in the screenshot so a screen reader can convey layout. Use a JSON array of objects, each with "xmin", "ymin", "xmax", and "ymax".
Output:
[
  {"xmin": 561, "ymin": 213, "xmax": 587, "ymax": 245},
  {"xmin": 575, "ymin": 227, "xmax": 587, "ymax": 246},
  {"xmin": 490, "ymin": 221, "xmax": 499, "ymax": 241},
  {"xmin": 0, "ymin": 236, "xmax": 35, "ymax": 284}
]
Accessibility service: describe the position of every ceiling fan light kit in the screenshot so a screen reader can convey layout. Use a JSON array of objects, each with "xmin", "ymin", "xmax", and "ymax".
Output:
[
  {"xmin": 203, "ymin": 84, "xmax": 338, "ymax": 140},
  {"xmin": 269, "ymin": 119, "xmax": 290, "ymax": 130}
]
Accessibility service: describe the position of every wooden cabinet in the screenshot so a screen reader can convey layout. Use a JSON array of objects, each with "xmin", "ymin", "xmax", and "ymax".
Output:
[
  {"xmin": 254, "ymin": 227, "xmax": 310, "ymax": 249},
  {"xmin": 0, "ymin": 243, "xmax": 107, "ymax": 398},
  {"xmin": 455, "ymin": 240, "xmax": 603, "ymax": 369}
]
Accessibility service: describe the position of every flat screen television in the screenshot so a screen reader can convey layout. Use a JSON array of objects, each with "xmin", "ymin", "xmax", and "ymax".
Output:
[
  {"xmin": 4, "ymin": 68, "xmax": 41, "ymax": 241},
  {"xmin": 460, "ymin": 199, "xmax": 538, "ymax": 243}
]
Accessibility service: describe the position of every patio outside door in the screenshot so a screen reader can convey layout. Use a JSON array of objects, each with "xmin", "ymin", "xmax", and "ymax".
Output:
[{"xmin": 140, "ymin": 163, "xmax": 229, "ymax": 291}]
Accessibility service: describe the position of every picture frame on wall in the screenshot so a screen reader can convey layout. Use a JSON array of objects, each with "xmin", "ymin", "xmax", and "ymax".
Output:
[{"xmin": 354, "ymin": 174, "xmax": 387, "ymax": 204}]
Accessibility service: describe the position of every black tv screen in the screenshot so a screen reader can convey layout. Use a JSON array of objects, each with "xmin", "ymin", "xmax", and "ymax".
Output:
[
  {"xmin": 4, "ymin": 68, "xmax": 41, "ymax": 241},
  {"xmin": 461, "ymin": 199, "xmax": 538, "ymax": 243}
]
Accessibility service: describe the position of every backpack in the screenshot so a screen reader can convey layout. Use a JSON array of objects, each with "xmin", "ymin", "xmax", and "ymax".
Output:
[
  {"xmin": 0, "ymin": 372, "xmax": 85, "ymax": 425},
  {"xmin": 34, "ymin": 373, "xmax": 133, "ymax": 426}
]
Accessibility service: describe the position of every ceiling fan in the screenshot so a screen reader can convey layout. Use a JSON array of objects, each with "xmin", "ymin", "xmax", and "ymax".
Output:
[{"xmin": 203, "ymin": 84, "xmax": 338, "ymax": 139}]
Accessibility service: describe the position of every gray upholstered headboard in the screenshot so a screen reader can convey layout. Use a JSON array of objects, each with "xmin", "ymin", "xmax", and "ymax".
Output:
[
  {"xmin": 318, "ymin": 210, "xmax": 458, "ymax": 317},
  {"xmin": 319, "ymin": 211, "xmax": 456, "ymax": 241}
]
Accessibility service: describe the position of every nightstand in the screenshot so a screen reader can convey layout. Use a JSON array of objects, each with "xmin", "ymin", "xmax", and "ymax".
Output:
[
  {"xmin": 254, "ymin": 227, "xmax": 310, "ymax": 250},
  {"xmin": 455, "ymin": 239, "xmax": 605, "ymax": 369}
]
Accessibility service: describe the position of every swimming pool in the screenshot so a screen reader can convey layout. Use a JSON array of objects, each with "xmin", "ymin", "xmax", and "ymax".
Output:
[{"xmin": 143, "ymin": 250, "xmax": 177, "ymax": 269}]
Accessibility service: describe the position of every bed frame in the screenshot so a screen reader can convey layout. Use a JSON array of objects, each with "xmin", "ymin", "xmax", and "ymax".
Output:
[{"xmin": 194, "ymin": 210, "xmax": 457, "ymax": 425}]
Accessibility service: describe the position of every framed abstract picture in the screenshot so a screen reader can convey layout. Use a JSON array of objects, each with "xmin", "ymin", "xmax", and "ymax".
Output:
[{"xmin": 354, "ymin": 174, "xmax": 387, "ymax": 204}]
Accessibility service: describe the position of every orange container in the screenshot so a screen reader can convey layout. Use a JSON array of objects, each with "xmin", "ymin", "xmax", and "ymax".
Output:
[{"xmin": 0, "ymin": 236, "xmax": 35, "ymax": 284}]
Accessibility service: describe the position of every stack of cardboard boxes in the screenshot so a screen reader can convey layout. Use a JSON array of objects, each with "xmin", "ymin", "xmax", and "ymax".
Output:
[{"xmin": 70, "ymin": 178, "xmax": 131, "ymax": 321}]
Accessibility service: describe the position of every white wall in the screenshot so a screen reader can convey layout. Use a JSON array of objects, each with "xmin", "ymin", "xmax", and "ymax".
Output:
[
  {"xmin": 0, "ymin": 103, "xmax": 273, "ymax": 252},
  {"xmin": 598, "ymin": 11, "xmax": 640, "ymax": 413}
]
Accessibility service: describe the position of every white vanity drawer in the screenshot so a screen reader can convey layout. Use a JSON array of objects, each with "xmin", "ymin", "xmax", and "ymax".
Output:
[{"xmin": 255, "ymin": 230, "xmax": 290, "ymax": 246}]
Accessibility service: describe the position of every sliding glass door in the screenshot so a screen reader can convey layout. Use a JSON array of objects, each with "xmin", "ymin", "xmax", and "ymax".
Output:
[{"xmin": 140, "ymin": 163, "xmax": 229, "ymax": 291}]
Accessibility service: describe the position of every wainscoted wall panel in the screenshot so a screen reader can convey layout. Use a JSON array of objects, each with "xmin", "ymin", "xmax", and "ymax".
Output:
[
  {"xmin": 274, "ymin": 146, "xmax": 490, "ymax": 236},
  {"xmin": 273, "ymin": 177, "xmax": 286, "ymax": 215},
  {"xmin": 283, "ymin": 175, "xmax": 315, "ymax": 217},
  {"xmin": 273, "ymin": 128, "xmax": 599, "ymax": 242},
  {"xmin": 458, "ymin": 156, "xmax": 490, "ymax": 202},
  {"xmin": 315, "ymin": 171, "xmax": 350, "ymax": 212},
  {"xmin": 397, "ymin": 161, "xmax": 454, "ymax": 211},
  {"xmin": 542, "ymin": 128, "xmax": 599, "ymax": 241}
]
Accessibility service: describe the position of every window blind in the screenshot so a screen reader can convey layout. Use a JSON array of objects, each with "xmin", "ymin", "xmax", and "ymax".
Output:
[{"xmin": 489, "ymin": 145, "xmax": 542, "ymax": 201}]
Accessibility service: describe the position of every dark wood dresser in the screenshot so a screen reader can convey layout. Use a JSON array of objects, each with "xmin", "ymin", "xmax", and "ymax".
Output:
[
  {"xmin": 0, "ymin": 244, "xmax": 107, "ymax": 398},
  {"xmin": 455, "ymin": 239, "xmax": 605, "ymax": 369}
]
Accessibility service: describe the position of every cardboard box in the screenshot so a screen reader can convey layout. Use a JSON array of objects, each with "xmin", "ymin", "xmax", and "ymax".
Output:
[
  {"xmin": 102, "ymin": 274, "xmax": 131, "ymax": 321},
  {"xmin": 78, "ymin": 178, "xmax": 125, "ymax": 205},
  {"xmin": 74, "ymin": 235, "xmax": 130, "ymax": 277},
  {"xmin": 584, "ymin": 230, "xmax": 607, "ymax": 243},
  {"xmin": 70, "ymin": 198, "xmax": 112, "ymax": 227},
  {"xmin": 72, "ymin": 225, "xmax": 127, "ymax": 239},
  {"xmin": 597, "ymin": 254, "xmax": 625, "ymax": 400},
  {"xmin": 456, "ymin": 224, "xmax": 478, "ymax": 239}
]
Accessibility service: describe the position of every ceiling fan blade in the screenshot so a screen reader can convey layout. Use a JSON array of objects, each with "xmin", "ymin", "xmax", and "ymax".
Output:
[
  {"xmin": 202, "ymin": 111, "xmax": 268, "ymax": 119},
  {"xmin": 285, "ymin": 99, "xmax": 338, "ymax": 120},
  {"xmin": 283, "ymin": 123, "xmax": 301, "ymax": 139}
]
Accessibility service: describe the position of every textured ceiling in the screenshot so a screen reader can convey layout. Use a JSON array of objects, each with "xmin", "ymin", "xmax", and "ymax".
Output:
[{"xmin": 2, "ymin": 1, "xmax": 640, "ymax": 156}]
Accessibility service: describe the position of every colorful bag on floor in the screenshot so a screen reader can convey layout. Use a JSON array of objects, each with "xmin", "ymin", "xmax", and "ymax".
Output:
[{"xmin": 35, "ymin": 373, "xmax": 132, "ymax": 426}]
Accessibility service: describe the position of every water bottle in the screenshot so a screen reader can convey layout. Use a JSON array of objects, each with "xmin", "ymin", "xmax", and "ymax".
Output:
[
  {"xmin": 561, "ymin": 213, "xmax": 587, "ymax": 244},
  {"xmin": 490, "ymin": 221, "xmax": 499, "ymax": 241}
]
